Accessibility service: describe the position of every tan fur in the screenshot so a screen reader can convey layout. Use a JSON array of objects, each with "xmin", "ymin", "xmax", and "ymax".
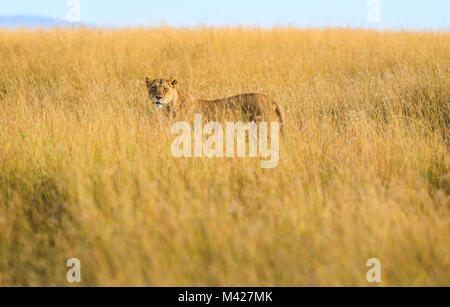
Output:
[{"xmin": 145, "ymin": 78, "xmax": 284, "ymax": 128}]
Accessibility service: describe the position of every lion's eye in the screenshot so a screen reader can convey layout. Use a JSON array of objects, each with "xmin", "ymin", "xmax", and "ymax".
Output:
[
  {"xmin": 164, "ymin": 88, "xmax": 169, "ymax": 92},
  {"xmin": 152, "ymin": 87, "xmax": 157, "ymax": 92}
]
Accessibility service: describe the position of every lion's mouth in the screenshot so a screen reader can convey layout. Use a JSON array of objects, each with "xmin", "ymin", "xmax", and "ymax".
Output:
[{"xmin": 155, "ymin": 102, "xmax": 164, "ymax": 109}]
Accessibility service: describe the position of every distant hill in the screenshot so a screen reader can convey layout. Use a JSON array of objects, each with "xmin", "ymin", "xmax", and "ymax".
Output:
[{"xmin": 0, "ymin": 15, "xmax": 82, "ymax": 28}]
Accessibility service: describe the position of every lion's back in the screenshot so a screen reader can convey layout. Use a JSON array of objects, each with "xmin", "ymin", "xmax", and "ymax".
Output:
[{"xmin": 198, "ymin": 93, "xmax": 284, "ymax": 124}]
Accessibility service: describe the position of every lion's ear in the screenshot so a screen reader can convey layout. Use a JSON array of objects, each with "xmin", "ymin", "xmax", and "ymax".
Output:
[
  {"xmin": 170, "ymin": 79, "xmax": 178, "ymax": 87},
  {"xmin": 145, "ymin": 77, "xmax": 151, "ymax": 85}
]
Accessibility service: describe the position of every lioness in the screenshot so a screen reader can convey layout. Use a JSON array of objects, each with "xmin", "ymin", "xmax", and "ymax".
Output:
[{"xmin": 145, "ymin": 78, "xmax": 284, "ymax": 128}]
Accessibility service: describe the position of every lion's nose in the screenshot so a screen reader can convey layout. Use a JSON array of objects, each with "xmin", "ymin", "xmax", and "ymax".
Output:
[{"xmin": 155, "ymin": 96, "xmax": 162, "ymax": 100}]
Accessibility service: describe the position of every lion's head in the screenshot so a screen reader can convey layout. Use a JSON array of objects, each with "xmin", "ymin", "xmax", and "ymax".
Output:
[{"xmin": 145, "ymin": 78, "xmax": 178, "ymax": 110}]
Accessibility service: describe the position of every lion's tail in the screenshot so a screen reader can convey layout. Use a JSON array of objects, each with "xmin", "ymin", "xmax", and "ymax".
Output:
[{"xmin": 273, "ymin": 101, "xmax": 285, "ymax": 135}]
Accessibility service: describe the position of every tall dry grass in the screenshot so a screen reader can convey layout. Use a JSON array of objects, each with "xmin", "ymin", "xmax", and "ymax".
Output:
[{"xmin": 0, "ymin": 28, "xmax": 448, "ymax": 286}]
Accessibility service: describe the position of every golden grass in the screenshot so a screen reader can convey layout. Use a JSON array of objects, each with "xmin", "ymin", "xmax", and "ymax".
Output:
[{"xmin": 0, "ymin": 28, "xmax": 449, "ymax": 286}]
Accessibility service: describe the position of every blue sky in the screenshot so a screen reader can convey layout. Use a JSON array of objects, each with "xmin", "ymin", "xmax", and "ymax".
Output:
[{"xmin": 0, "ymin": 0, "xmax": 448, "ymax": 29}]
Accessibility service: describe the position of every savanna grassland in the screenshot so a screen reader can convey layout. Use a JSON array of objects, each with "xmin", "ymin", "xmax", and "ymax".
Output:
[{"xmin": 0, "ymin": 28, "xmax": 449, "ymax": 286}]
